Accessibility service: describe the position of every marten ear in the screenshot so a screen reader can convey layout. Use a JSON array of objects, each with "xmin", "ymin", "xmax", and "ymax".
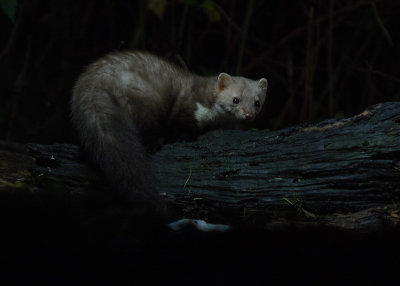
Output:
[
  {"xmin": 258, "ymin": 78, "xmax": 268, "ymax": 91},
  {"xmin": 217, "ymin": 73, "xmax": 233, "ymax": 91}
]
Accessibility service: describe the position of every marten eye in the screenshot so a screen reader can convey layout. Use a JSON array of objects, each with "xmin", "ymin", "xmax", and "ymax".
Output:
[
  {"xmin": 233, "ymin": 97, "xmax": 240, "ymax": 104},
  {"xmin": 255, "ymin": 100, "xmax": 260, "ymax": 107}
]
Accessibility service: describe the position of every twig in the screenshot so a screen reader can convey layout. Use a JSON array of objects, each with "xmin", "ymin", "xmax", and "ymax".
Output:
[
  {"xmin": 328, "ymin": 0, "xmax": 335, "ymax": 117},
  {"xmin": 370, "ymin": 1, "xmax": 393, "ymax": 46},
  {"xmin": 235, "ymin": 0, "xmax": 254, "ymax": 74}
]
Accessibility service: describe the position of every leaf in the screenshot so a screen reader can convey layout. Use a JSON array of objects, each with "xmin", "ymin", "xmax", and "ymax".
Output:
[
  {"xmin": 201, "ymin": 0, "xmax": 220, "ymax": 22},
  {"xmin": 147, "ymin": 0, "xmax": 167, "ymax": 20},
  {"xmin": 178, "ymin": 0, "xmax": 197, "ymax": 5},
  {"xmin": 0, "ymin": 0, "xmax": 17, "ymax": 21},
  {"xmin": 390, "ymin": 210, "xmax": 399, "ymax": 219},
  {"xmin": 335, "ymin": 111, "xmax": 345, "ymax": 119}
]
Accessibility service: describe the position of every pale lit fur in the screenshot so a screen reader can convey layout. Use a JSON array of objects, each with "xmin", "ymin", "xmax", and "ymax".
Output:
[
  {"xmin": 194, "ymin": 103, "xmax": 225, "ymax": 129},
  {"xmin": 71, "ymin": 51, "xmax": 267, "ymax": 212}
]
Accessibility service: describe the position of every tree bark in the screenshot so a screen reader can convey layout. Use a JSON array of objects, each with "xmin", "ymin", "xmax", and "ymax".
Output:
[{"xmin": 1, "ymin": 102, "xmax": 399, "ymax": 232}]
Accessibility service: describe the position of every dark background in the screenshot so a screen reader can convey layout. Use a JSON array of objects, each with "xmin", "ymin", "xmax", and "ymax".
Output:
[
  {"xmin": 1, "ymin": 0, "xmax": 399, "ymax": 144},
  {"xmin": 1, "ymin": 1, "xmax": 400, "ymax": 284}
]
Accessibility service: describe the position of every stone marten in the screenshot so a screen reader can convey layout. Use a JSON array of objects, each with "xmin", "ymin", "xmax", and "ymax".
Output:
[{"xmin": 71, "ymin": 51, "xmax": 268, "ymax": 213}]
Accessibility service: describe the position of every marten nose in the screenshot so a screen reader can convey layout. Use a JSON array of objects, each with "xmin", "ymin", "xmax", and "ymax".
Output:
[{"xmin": 245, "ymin": 112, "xmax": 254, "ymax": 120}]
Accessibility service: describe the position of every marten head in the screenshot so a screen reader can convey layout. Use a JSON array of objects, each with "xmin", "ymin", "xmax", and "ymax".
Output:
[{"xmin": 214, "ymin": 73, "xmax": 268, "ymax": 122}]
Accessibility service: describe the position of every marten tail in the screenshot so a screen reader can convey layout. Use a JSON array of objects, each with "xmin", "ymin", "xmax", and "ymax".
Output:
[{"xmin": 71, "ymin": 96, "xmax": 165, "ymax": 215}]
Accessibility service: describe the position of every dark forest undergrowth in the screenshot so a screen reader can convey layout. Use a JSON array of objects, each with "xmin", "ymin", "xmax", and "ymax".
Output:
[{"xmin": 1, "ymin": 0, "xmax": 399, "ymax": 143}]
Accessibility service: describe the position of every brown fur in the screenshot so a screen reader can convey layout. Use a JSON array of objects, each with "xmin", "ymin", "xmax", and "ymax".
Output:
[{"xmin": 71, "ymin": 51, "xmax": 268, "ymax": 213}]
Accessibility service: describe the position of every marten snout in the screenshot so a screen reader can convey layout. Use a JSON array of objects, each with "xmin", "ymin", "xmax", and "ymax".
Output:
[{"xmin": 245, "ymin": 112, "xmax": 254, "ymax": 120}]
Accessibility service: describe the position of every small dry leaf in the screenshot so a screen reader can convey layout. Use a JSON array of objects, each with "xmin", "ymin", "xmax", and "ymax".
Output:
[
  {"xmin": 389, "ymin": 210, "xmax": 400, "ymax": 219},
  {"xmin": 147, "ymin": 0, "xmax": 167, "ymax": 20},
  {"xmin": 201, "ymin": 0, "xmax": 221, "ymax": 22}
]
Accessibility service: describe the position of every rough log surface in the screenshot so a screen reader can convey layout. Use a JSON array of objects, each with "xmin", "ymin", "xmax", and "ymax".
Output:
[{"xmin": 1, "ymin": 102, "xmax": 399, "ymax": 232}]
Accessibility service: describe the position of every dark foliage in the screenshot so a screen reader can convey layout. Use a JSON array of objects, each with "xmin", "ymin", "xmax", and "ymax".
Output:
[{"xmin": 0, "ymin": 0, "xmax": 399, "ymax": 143}]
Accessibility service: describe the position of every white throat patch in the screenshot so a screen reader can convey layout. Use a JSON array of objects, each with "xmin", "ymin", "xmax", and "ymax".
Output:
[{"xmin": 194, "ymin": 103, "xmax": 224, "ymax": 129}]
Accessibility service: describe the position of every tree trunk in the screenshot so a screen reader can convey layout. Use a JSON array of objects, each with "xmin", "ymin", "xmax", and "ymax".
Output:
[{"xmin": 1, "ymin": 102, "xmax": 399, "ymax": 232}]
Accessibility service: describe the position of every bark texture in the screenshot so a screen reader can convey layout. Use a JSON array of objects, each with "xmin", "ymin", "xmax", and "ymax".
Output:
[{"xmin": 1, "ymin": 102, "xmax": 399, "ymax": 232}]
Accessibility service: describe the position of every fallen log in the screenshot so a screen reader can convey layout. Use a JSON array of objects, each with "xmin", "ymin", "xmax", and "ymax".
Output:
[{"xmin": 1, "ymin": 102, "xmax": 399, "ymax": 232}]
